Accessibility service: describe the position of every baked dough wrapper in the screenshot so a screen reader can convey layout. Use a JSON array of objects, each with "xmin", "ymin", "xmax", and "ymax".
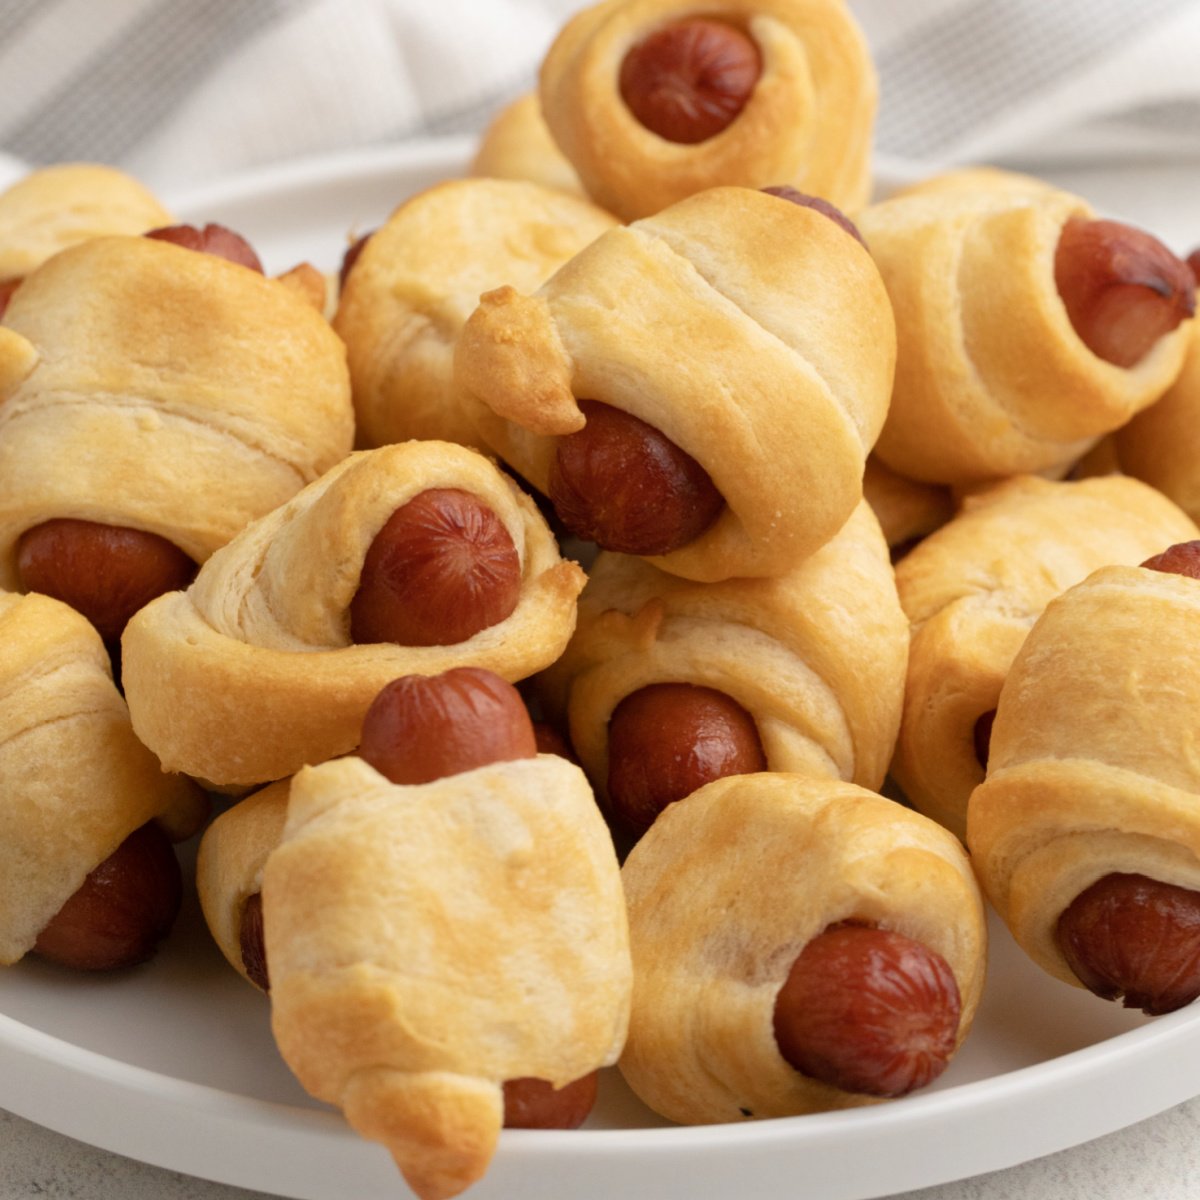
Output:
[
  {"xmin": 892, "ymin": 475, "xmax": 1198, "ymax": 840},
  {"xmin": 195, "ymin": 779, "xmax": 291, "ymax": 988},
  {"xmin": 121, "ymin": 441, "xmax": 587, "ymax": 788},
  {"xmin": 333, "ymin": 177, "xmax": 615, "ymax": 451},
  {"xmin": 0, "ymin": 235, "xmax": 353, "ymax": 578},
  {"xmin": 1116, "ymin": 289, "xmax": 1200, "ymax": 523},
  {"xmin": 0, "ymin": 591, "xmax": 205, "ymax": 965},
  {"xmin": 455, "ymin": 186, "xmax": 896, "ymax": 582},
  {"xmin": 470, "ymin": 95, "xmax": 586, "ymax": 199},
  {"xmin": 861, "ymin": 455, "xmax": 953, "ymax": 552},
  {"xmin": 619, "ymin": 772, "xmax": 986, "ymax": 1124},
  {"xmin": 856, "ymin": 186, "xmax": 1192, "ymax": 486},
  {"xmin": 264, "ymin": 754, "xmax": 631, "ymax": 1200},
  {"xmin": 0, "ymin": 163, "xmax": 172, "ymax": 280},
  {"xmin": 538, "ymin": 0, "xmax": 876, "ymax": 221},
  {"xmin": 968, "ymin": 565, "xmax": 1200, "ymax": 989},
  {"xmin": 537, "ymin": 500, "xmax": 906, "ymax": 800}
]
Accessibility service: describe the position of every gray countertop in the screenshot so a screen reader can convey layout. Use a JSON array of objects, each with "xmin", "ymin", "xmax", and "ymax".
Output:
[{"xmin": 4, "ymin": 1093, "xmax": 1200, "ymax": 1200}]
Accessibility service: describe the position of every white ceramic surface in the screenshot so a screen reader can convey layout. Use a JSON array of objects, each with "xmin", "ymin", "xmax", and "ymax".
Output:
[{"xmin": 1, "ymin": 142, "xmax": 1199, "ymax": 1200}]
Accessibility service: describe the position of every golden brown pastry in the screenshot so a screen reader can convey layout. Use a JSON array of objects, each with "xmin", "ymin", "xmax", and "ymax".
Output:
[
  {"xmin": 1066, "ymin": 435, "xmax": 1121, "ymax": 480},
  {"xmin": 0, "ymin": 163, "xmax": 172, "ymax": 283},
  {"xmin": 536, "ymin": 500, "xmax": 906, "ymax": 831},
  {"xmin": 0, "ymin": 235, "xmax": 354, "ymax": 582},
  {"xmin": 538, "ymin": 0, "xmax": 876, "ymax": 221},
  {"xmin": 1115, "ymin": 282, "xmax": 1200, "ymax": 522},
  {"xmin": 619, "ymin": 772, "xmax": 987, "ymax": 1123},
  {"xmin": 857, "ymin": 185, "xmax": 1195, "ymax": 485},
  {"xmin": 195, "ymin": 780, "xmax": 291, "ymax": 988},
  {"xmin": 882, "ymin": 164, "xmax": 1054, "ymax": 204},
  {"xmin": 455, "ymin": 186, "xmax": 895, "ymax": 582},
  {"xmin": 861, "ymin": 455, "xmax": 954, "ymax": 553},
  {"xmin": 470, "ymin": 94, "xmax": 586, "ymax": 198},
  {"xmin": 121, "ymin": 441, "xmax": 587, "ymax": 788},
  {"xmin": 0, "ymin": 590, "xmax": 205, "ymax": 966},
  {"xmin": 265, "ymin": 750, "xmax": 630, "ymax": 1199},
  {"xmin": 968, "ymin": 556, "xmax": 1200, "ymax": 1011},
  {"xmin": 333, "ymin": 177, "xmax": 615, "ymax": 450},
  {"xmin": 892, "ymin": 474, "xmax": 1198, "ymax": 839}
]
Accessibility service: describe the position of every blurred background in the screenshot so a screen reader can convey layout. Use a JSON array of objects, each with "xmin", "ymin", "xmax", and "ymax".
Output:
[{"xmin": 0, "ymin": 0, "xmax": 1196, "ymax": 248}]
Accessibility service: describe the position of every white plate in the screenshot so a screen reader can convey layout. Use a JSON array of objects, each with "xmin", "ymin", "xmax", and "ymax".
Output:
[{"xmin": 2, "ymin": 141, "xmax": 1200, "ymax": 1200}]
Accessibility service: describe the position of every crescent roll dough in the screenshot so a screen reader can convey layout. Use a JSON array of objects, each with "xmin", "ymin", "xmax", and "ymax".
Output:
[
  {"xmin": 857, "ymin": 186, "xmax": 1192, "ymax": 486},
  {"xmin": 537, "ymin": 500, "xmax": 906, "ymax": 798},
  {"xmin": 538, "ymin": 0, "xmax": 876, "ymax": 221},
  {"xmin": 195, "ymin": 780, "xmax": 291, "ymax": 988},
  {"xmin": 619, "ymin": 772, "xmax": 986, "ymax": 1123},
  {"xmin": 121, "ymin": 441, "xmax": 587, "ymax": 788},
  {"xmin": 0, "ymin": 163, "xmax": 172, "ymax": 280},
  {"xmin": 883, "ymin": 165, "xmax": 1055, "ymax": 205},
  {"xmin": 968, "ymin": 564, "xmax": 1200, "ymax": 989},
  {"xmin": 333, "ymin": 178, "xmax": 615, "ymax": 451},
  {"xmin": 265, "ymin": 753, "xmax": 631, "ymax": 1200},
  {"xmin": 470, "ymin": 95, "xmax": 586, "ymax": 198},
  {"xmin": 893, "ymin": 475, "xmax": 1198, "ymax": 840},
  {"xmin": 455, "ymin": 186, "xmax": 895, "ymax": 582},
  {"xmin": 0, "ymin": 236, "xmax": 353, "ymax": 578},
  {"xmin": 0, "ymin": 591, "xmax": 205, "ymax": 965},
  {"xmin": 861, "ymin": 455, "xmax": 953, "ymax": 553},
  {"xmin": 1116, "ymin": 285, "xmax": 1200, "ymax": 523}
]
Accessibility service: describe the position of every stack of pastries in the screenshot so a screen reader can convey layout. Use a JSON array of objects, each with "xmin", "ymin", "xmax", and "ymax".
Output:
[{"xmin": 3, "ymin": 2, "xmax": 1199, "ymax": 1198}]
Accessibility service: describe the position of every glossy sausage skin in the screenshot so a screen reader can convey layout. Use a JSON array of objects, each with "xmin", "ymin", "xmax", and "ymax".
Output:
[
  {"xmin": 358, "ymin": 668, "xmax": 537, "ymax": 786},
  {"xmin": 619, "ymin": 18, "xmax": 761, "ymax": 144},
  {"xmin": 761, "ymin": 187, "xmax": 866, "ymax": 247},
  {"xmin": 772, "ymin": 921, "xmax": 961, "ymax": 1097},
  {"xmin": 549, "ymin": 400, "xmax": 724, "ymax": 556},
  {"xmin": 606, "ymin": 682, "xmax": 766, "ymax": 835},
  {"xmin": 239, "ymin": 891, "xmax": 270, "ymax": 991},
  {"xmin": 1055, "ymin": 218, "xmax": 1194, "ymax": 369},
  {"xmin": 349, "ymin": 488, "xmax": 522, "ymax": 647},
  {"xmin": 1057, "ymin": 873, "xmax": 1200, "ymax": 1015},
  {"xmin": 502, "ymin": 1072, "xmax": 599, "ymax": 1129},
  {"xmin": 33, "ymin": 822, "xmax": 182, "ymax": 971},
  {"xmin": 144, "ymin": 223, "xmax": 265, "ymax": 273},
  {"xmin": 16, "ymin": 518, "xmax": 197, "ymax": 644}
]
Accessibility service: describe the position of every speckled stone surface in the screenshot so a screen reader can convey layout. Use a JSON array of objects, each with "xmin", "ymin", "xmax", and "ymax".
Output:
[{"xmin": 4, "ymin": 1096, "xmax": 1200, "ymax": 1200}]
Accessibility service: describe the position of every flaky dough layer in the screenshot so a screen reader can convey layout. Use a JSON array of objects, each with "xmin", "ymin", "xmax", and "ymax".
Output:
[
  {"xmin": 0, "ymin": 163, "xmax": 172, "ymax": 279},
  {"xmin": 893, "ymin": 475, "xmax": 1197, "ymax": 839},
  {"xmin": 470, "ymin": 94, "xmax": 586, "ymax": 198},
  {"xmin": 334, "ymin": 177, "xmax": 614, "ymax": 450},
  {"xmin": 539, "ymin": 0, "xmax": 875, "ymax": 221},
  {"xmin": 857, "ymin": 187, "xmax": 1192, "ymax": 486},
  {"xmin": 619, "ymin": 773, "xmax": 986, "ymax": 1124},
  {"xmin": 121, "ymin": 442, "xmax": 586, "ymax": 787},
  {"xmin": 195, "ymin": 780, "xmax": 292, "ymax": 987},
  {"xmin": 455, "ymin": 186, "xmax": 895, "ymax": 581},
  {"xmin": 0, "ymin": 236, "xmax": 353, "ymax": 577},
  {"xmin": 0, "ymin": 591, "xmax": 204, "ymax": 964},
  {"xmin": 266, "ymin": 754, "xmax": 630, "ymax": 1200},
  {"xmin": 1116, "ymin": 289, "xmax": 1200, "ymax": 523},
  {"xmin": 968, "ymin": 565, "xmax": 1200, "ymax": 988},
  {"xmin": 537, "ymin": 500, "xmax": 906, "ymax": 798}
]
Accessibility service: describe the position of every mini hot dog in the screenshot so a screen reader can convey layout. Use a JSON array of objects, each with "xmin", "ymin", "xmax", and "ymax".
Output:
[
  {"xmin": 121, "ymin": 442, "xmax": 586, "ymax": 788},
  {"xmin": 968, "ymin": 540, "xmax": 1200, "ymax": 1013},
  {"xmin": 262, "ymin": 667, "xmax": 631, "ymax": 1198},
  {"xmin": 619, "ymin": 772, "xmax": 986, "ymax": 1121}
]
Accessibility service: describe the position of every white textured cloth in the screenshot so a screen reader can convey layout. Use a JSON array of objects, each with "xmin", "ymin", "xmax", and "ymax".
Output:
[{"xmin": 0, "ymin": 0, "xmax": 1197, "ymax": 194}]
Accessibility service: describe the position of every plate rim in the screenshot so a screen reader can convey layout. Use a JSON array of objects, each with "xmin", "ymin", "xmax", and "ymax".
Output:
[{"xmin": 3, "ymin": 138, "xmax": 1200, "ymax": 1200}]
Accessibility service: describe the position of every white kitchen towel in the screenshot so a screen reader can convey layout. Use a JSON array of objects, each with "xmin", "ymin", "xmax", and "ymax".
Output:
[{"xmin": 0, "ymin": 0, "xmax": 1196, "ymax": 191}]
